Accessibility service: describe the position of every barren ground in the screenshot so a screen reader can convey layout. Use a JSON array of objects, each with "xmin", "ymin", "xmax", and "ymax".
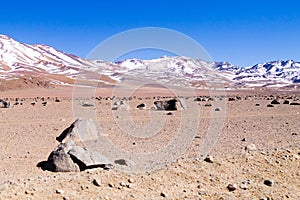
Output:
[{"xmin": 0, "ymin": 86, "xmax": 299, "ymax": 199}]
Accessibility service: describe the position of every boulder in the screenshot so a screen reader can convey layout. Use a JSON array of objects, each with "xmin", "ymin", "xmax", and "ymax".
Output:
[
  {"xmin": 68, "ymin": 145, "xmax": 112, "ymax": 169},
  {"xmin": 56, "ymin": 118, "xmax": 98, "ymax": 143},
  {"xmin": 0, "ymin": 99, "xmax": 11, "ymax": 108},
  {"xmin": 39, "ymin": 119, "xmax": 113, "ymax": 172},
  {"xmin": 153, "ymin": 98, "xmax": 186, "ymax": 111},
  {"xmin": 136, "ymin": 103, "xmax": 146, "ymax": 109},
  {"xmin": 42, "ymin": 142, "xmax": 80, "ymax": 172},
  {"xmin": 270, "ymin": 99, "xmax": 280, "ymax": 104}
]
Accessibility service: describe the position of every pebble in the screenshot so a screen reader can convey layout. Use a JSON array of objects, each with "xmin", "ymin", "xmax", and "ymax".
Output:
[
  {"xmin": 264, "ymin": 179, "xmax": 274, "ymax": 187},
  {"xmin": 204, "ymin": 155, "xmax": 214, "ymax": 163},
  {"xmin": 128, "ymin": 178, "xmax": 135, "ymax": 183},
  {"xmin": 214, "ymin": 107, "xmax": 222, "ymax": 111},
  {"xmin": 92, "ymin": 178, "xmax": 101, "ymax": 187},
  {"xmin": 227, "ymin": 183, "xmax": 237, "ymax": 191},
  {"xmin": 160, "ymin": 192, "xmax": 167, "ymax": 198},
  {"xmin": 245, "ymin": 143, "xmax": 257, "ymax": 152},
  {"xmin": 108, "ymin": 183, "xmax": 114, "ymax": 188},
  {"xmin": 240, "ymin": 183, "xmax": 248, "ymax": 190},
  {"xmin": 55, "ymin": 189, "xmax": 64, "ymax": 194},
  {"xmin": 120, "ymin": 181, "xmax": 126, "ymax": 187}
]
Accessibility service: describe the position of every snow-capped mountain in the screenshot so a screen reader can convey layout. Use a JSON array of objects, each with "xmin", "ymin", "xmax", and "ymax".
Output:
[
  {"xmin": 115, "ymin": 57, "xmax": 300, "ymax": 89},
  {"xmin": 0, "ymin": 34, "xmax": 299, "ymax": 89},
  {"xmin": 0, "ymin": 34, "xmax": 117, "ymax": 85}
]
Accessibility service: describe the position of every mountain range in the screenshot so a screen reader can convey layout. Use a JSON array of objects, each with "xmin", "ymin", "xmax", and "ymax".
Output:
[{"xmin": 0, "ymin": 34, "xmax": 299, "ymax": 90}]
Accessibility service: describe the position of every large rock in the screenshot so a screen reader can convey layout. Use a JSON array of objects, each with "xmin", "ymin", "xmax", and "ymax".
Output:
[
  {"xmin": 39, "ymin": 119, "xmax": 113, "ymax": 172},
  {"xmin": 68, "ymin": 145, "xmax": 112, "ymax": 168},
  {"xmin": 42, "ymin": 142, "xmax": 80, "ymax": 172},
  {"xmin": 0, "ymin": 99, "xmax": 11, "ymax": 108},
  {"xmin": 56, "ymin": 118, "xmax": 98, "ymax": 143},
  {"xmin": 153, "ymin": 98, "xmax": 186, "ymax": 111}
]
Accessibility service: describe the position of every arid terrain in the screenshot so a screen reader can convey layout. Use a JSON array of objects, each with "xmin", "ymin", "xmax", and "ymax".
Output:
[{"xmin": 0, "ymin": 86, "xmax": 299, "ymax": 200}]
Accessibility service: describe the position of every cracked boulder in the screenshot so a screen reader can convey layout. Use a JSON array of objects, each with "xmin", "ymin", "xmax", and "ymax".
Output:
[{"xmin": 38, "ymin": 119, "xmax": 113, "ymax": 172}]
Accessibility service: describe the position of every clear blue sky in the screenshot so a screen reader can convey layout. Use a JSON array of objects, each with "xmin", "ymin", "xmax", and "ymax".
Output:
[{"xmin": 1, "ymin": 0, "xmax": 300, "ymax": 67}]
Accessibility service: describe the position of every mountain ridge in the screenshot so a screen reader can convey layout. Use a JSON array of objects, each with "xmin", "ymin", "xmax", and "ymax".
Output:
[{"xmin": 0, "ymin": 34, "xmax": 299, "ymax": 90}]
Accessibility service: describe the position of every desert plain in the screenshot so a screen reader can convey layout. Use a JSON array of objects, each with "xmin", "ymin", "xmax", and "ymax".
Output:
[{"xmin": 0, "ymin": 85, "xmax": 299, "ymax": 200}]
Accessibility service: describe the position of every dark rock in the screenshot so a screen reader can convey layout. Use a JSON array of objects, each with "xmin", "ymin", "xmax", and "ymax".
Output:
[
  {"xmin": 227, "ymin": 184, "xmax": 237, "ymax": 191},
  {"xmin": 204, "ymin": 103, "xmax": 212, "ymax": 107},
  {"xmin": 255, "ymin": 103, "xmax": 260, "ymax": 106},
  {"xmin": 136, "ymin": 103, "xmax": 146, "ymax": 109},
  {"xmin": 153, "ymin": 99, "xmax": 177, "ymax": 110},
  {"xmin": 290, "ymin": 102, "xmax": 300, "ymax": 105},
  {"xmin": 271, "ymin": 99, "xmax": 280, "ymax": 104},
  {"xmin": 166, "ymin": 112, "xmax": 173, "ymax": 115},
  {"xmin": 114, "ymin": 159, "xmax": 128, "ymax": 166},
  {"xmin": 82, "ymin": 103, "xmax": 94, "ymax": 107},
  {"xmin": 267, "ymin": 104, "xmax": 274, "ymax": 107},
  {"xmin": 41, "ymin": 142, "xmax": 80, "ymax": 172},
  {"xmin": 0, "ymin": 99, "xmax": 11, "ymax": 108},
  {"xmin": 283, "ymin": 100, "xmax": 290, "ymax": 104},
  {"xmin": 264, "ymin": 179, "xmax": 274, "ymax": 187},
  {"xmin": 214, "ymin": 107, "xmax": 222, "ymax": 111}
]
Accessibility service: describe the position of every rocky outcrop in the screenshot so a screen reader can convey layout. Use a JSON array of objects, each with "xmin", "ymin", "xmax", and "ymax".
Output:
[{"xmin": 38, "ymin": 119, "xmax": 113, "ymax": 172}]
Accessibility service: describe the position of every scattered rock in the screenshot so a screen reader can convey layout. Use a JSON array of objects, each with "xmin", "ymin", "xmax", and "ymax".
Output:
[
  {"xmin": 214, "ymin": 107, "xmax": 222, "ymax": 111},
  {"xmin": 227, "ymin": 183, "xmax": 237, "ymax": 191},
  {"xmin": 108, "ymin": 183, "xmax": 114, "ymax": 188},
  {"xmin": 245, "ymin": 143, "xmax": 257, "ymax": 152},
  {"xmin": 264, "ymin": 179, "xmax": 274, "ymax": 187},
  {"xmin": 82, "ymin": 103, "xmax": 94, "ymax": 107},
  {"xmin": 283, "ymin": 100, "xmax": 290, "ymax": 104},
  {"xmin": 55, "ymin": 189, "xmax": 64, "ymax": 194},
  {"xmin": 114, "ymin": 159, "xmax": 128, "ymax": 166},
  {"xmin": 290, "ymin": 102, "xmax": 300, "ymax": 105},
  {"xmin": 160, "ymin": 192, "xmax": 167, "ymax": 198},
  {"xmin": 204, "ymin": 103, "xmax": 212, "ymax": 107},
  {"xmin": 0, "ymin": 99, "xmax": 11, "ymax": 108},
  {"xmin": 136, "ymin": 103, "xmax": 146, "ymax": 109},
  {"xmin": 153, "ymin": 99, "xmax": 178, "ymax": 111},
  {"xmin": 204, "ymin": 155, "xmax": 214, "ymax": 163},
  {"xmin": 54, "ymin": 98, "xmax": 61, "ymax": 102},
  {"xmin": 270, "ymin": 99, "xmax": 280, "ymax": 104},
  {"xmin": 128, "ymin": 178, "xmax": 135, "ymax": 183},
  {"xmin": 92, "ymin": 178, "xmax": 101, "ymax": 187},
  {"xmin": 240, "ymin": 182, "xmax": 248, "ymax": 190}
]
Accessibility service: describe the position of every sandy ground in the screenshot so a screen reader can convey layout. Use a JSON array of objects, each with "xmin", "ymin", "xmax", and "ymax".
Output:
[{"xmin": 0, "ymin": 86, "xmax": 299, "ymax": 199}]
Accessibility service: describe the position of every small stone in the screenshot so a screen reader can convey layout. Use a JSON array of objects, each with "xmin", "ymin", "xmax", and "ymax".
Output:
[
  {"xmin": 120, "ymin": 181, "xmax": 126, "ymax": 187},
  {"xmin": 227, "ymin": 183, "xmax": 237, "ymax": 191},
  {"xmin": 55, "ymin": 189, "xmax": 64, "ymax": 194},
  {"xmin": 214, "ymin": 107, "xmax": 222, "ymax": 111},
  {"xmin": 204, "ymin": 155, "xmax": 214, "ymax": 163},
  {"xmin": 263, "ymin": 179, "xmax": 274, "ymax": 187},
  {"xmin": 108, "ymin": 183, "xmax": 114, "ymax": 188},
  {"xmin": 245, "ymin": 143, "xmax": 257, "ymax": 152},
  {"xmin": 160, "ymin": 192, "xmax": 167, "ymax": 198},
  {"xmin": 241, "ymin": 138, "xmax": 246, "ymax": 142},
  {"xmin": 240, "ymin": 183, "xmax": 248, "ymax": 190},
  {"xmin": 92, "ymin": 179, "xmax": 101, "ymax": 187},
  {"xmin": 128, "ymin": 178, "xmax": 135, "ymax": 183}
]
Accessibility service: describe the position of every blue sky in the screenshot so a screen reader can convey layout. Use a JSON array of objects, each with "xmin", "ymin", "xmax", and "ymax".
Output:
[{"xmin": 1, "ymin": 0, "xmax": 300, "ymax": 66}]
